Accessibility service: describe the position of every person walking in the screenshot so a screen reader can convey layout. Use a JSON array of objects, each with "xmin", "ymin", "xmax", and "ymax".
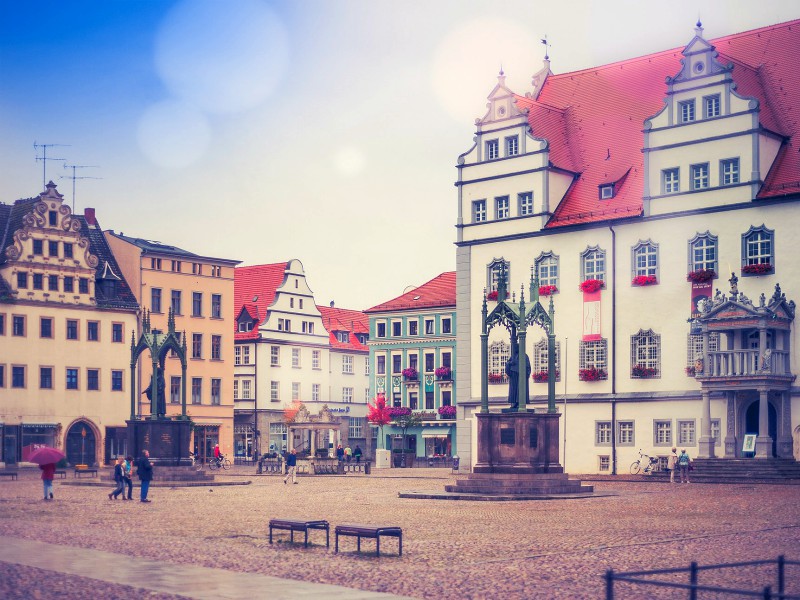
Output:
[
  {"xmin": 354, "ymin": 445, "xmax": 363, "ymax": 464},
  {"xmin": 109, "ymin": 457, "xmax": 125, "ymax": 500},
  {"xmin": 123, "ymin": 456, "xmax": 134, "ymax": 500},
  {"xmin": 40, "ymin": 462, "xmax": 56, "ymax": 501},
  {"xmin": 283, "ymin": 448, "xmax": 298, "ymax": 484},
  {"xmin": 336, "ymin": 444, "xmax": 344, "ymax": 462},
  {"xmin": 137, "ymin": 450, "xmax": 154, "ymax": 502},
  {"xmin": 678, "ymin": 449, "xmax": 691, "ymax": 484},
  {"xmin": 667, "ymin": 447, "xmax": 679, "ymax": 484},
  {"xmin": 344, "ymin": 445, "xmax": 352, "ymax": 463}
]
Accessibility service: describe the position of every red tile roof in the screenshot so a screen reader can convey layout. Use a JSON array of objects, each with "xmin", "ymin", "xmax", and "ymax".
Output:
[
  {"xmin": 316, "ymin": 305, "xmax": 369, "ymax": 352},
  {"xmin": 513, "ymin": 19, "xmax": 800, "ymax": 228},
  {"xmin": 365, "ymin": 272, "xmax": 456, "ymax": 313},
  {"xmin": 234, "ymin": 262, "xmax": 287, "ymax": 339}
]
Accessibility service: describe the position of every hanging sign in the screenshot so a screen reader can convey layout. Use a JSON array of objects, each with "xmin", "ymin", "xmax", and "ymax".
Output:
[{"xmin": 582, "ymin": 289, "xmax": 601, "ymax": 341}]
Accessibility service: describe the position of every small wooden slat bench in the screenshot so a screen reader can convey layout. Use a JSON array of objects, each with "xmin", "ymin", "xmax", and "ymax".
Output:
[
  {"xmin": 54, "ymin": 470, "xmax": 66, "ymax": 479},
  {"xmin": 269, "ymin": 519, "xmax": 329, "ymax": 548},
  {"xmin": 74, "ymin": 468, "xmax": 98, "ymax": 478},
  {"xmin": 334, "ymin": 524, "xmax": 402, "ymax": 557},
  {"xmin": 0, "ymin": 471, "xmax": 19, "ymax": 481}
]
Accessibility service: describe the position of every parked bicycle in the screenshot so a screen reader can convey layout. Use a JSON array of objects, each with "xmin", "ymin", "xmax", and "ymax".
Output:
[
  {"xmin": 207, "ymin": 455, "xmax": 231, "ymax": 470},
  {"xmin": 630, "ymin": 449, "xmax": 660, "ymax": 475}
]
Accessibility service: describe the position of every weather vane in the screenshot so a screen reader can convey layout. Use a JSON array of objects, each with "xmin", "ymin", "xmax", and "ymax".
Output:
[{"xmin": 541, "ymin": 35, "xmax": 551, "ymax": 60}]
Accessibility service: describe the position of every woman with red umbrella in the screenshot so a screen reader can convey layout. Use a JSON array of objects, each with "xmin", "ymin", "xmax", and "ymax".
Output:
[{"xmin": 28, "ymin": 447, "xmax": 65, "ymax": 501}]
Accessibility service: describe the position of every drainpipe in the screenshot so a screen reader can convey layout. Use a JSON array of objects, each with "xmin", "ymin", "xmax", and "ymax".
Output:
[
  {"xmin": 253, "ymin": 339, "xmax": 259, "ymax": 459},
  {"xmin": 609, "ymin": 224, "xmax": 617, "ymax": 475}
]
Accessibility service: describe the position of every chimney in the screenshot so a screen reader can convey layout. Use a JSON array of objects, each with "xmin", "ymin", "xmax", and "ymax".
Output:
[
  {"xmin": 330, "ymin": 300, "xmax": 335, "ymax": 308},
  {"xmin": 84, "ymin": 207, "xmax": 97, "ymax": 227}
]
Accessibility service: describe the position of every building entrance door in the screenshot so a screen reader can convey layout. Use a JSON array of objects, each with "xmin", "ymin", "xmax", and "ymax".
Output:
[
  {"xmin": 745, "ymin": 401, "xmax": 777, "ymax": 457},
  {"xmin": 3, "ymin": 426, "xmax": 19, "ymax": 465},
  {"xmin": 66, "ymin": 422, "xmax": 96, "ymax": 466}
]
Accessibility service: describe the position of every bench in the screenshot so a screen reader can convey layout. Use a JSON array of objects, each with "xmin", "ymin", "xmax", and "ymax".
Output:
[
  {"xmin": 335, "ymin": 524, "xmax": 402, "ymax": 557},
  {"xmin": 0, "ymin": 471, "xmax": 19, "ymax": 481},
  {"xmin": 55, "ymin": 470, "xmax": 66, "ymax": 479},
  {"xmin": 269, "ymin": 519, "xmax": 329, "ymax": 548},
  {"xmin": 74, "ymin": 468, "xmax": 98, "ymax": 478}
]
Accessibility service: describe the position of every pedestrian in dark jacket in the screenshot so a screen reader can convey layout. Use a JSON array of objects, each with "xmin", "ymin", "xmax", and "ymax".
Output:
[
  {"xmin": 123, "ymin": 456, "xmax": 133, "ymax": 499},
  {"xmin": 109, "ymin": 458, "xmax": 125, "ymax": 500},
  {"xmin": 283, "ymin": 449, "xmax": 298, "ymax": 484},
  {"xmin": 137, "ymin": 450, "xmax": 154, "ymax": 502},
  {"xmin": 354, "ymin": 445, "xmax": 363, "ymax": 464}
]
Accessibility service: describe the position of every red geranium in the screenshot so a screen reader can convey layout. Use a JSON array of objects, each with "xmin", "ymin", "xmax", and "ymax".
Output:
[
  {"xmin": 632, "ymin": 275, "xmax": 657, "ymax": 286},
  {"xmin": 632, "ymin": 364, "xmax": 658, "ymax": 378},
  {"xmin": 741, "ymin": 263, "xmax": 773, "ymax": 275},
  {"xmin": 538, "ymin": 285, "xmax": 558, "ymax": 296},
  {"xmin": 579, "ymin": 367, "xmax": 607, "ymax": 381},
  {"xmin": 686, "ymin": 269, "xmax": 715, "ymax": 283},
  {"xmin": 579, "ymin": 279, "xmax": 604, "ymax": 293}
]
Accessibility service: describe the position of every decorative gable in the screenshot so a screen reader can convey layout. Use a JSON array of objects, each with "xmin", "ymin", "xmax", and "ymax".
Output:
[
  {"xmin": 478, "ymin": 71, "xmax": 526, "ymax": 125},
  {"xmin": 669, "ymin": 22, "xmax": 731, "ymax": 84}
]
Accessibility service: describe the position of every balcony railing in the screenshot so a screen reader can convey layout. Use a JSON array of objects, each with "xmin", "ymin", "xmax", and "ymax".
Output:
[{"xmin": 703, "ymin": 350, "xmax": 791, "ymax": 377}]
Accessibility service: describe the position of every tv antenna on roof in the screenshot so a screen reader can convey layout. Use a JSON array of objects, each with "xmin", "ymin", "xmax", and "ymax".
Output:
[
  {"xmin": 34, "ymin": 142, "xmax": 70, "ymax": 190},
  {"xmin": 60, "ymin": 163, "xmax": 102, "ymax": 212}
]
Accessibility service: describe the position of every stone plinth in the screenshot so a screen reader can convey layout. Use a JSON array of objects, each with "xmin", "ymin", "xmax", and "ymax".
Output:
[{"xmin": 127, "ymin": 419, "xmax": 193, "ymax": 466}]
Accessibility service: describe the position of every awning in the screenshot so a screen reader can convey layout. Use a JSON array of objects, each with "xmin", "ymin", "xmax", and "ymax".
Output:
[{"xmin": 422, "ymin": 429, "xmax": 452, "ymax": 438}]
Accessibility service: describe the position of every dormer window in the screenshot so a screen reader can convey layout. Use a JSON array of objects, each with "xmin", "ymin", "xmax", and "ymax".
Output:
[
  {"xmin": 238, "ymin": 321, "xmax": 253, "ymax": 332},
  {"xmin": 678, "ymin": 100, "xmax": 695, "ymax": 123},
  {"xmin": 505, "ymin": 135, "xmax": 519, "ymax": 157},
  {"xmin": 486, "ymin": 139, "xmax": 499, "ymax": 160},
  {"xmin": 336, "ymin": 331, "xmax": 350, "ymax": 343},
  {"xmin": 704, "ymin": 94, "xmax": 720, "ymax": 118},
  {"xmin": 599, "ymin": 185, "xmax": 614, "ymax": 200}
]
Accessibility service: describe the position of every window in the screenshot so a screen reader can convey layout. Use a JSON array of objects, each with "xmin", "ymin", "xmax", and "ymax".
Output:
[
  {"xmin": 741, "ymin": 225, "xmax": 774, "ymax": 270},
  {"xmin": 171, "ymin": 260, "xmax": 181, "ymax": 272},
  {"xmin": 596, "ymin": 422, "xmax": 612, "ymax": 445},
  {"xmin": 711, "ymin": 419, "xmax": 721, "ymax": 445},
  {"xmin": 192, "ymin": 262, "xmax": 202, "ymax": 275},
  {"xmin": 0, "ymin": 314, "xmax": 4, "ymax": 335},
  {"xmin": 505, "ymin": 135, "xmax": 519, "ymax": 156},
  {"xmin": 535, "ymin": 252, "xmax": 559, "ymax": 289},
  {"xmin": 211, "ymin": 335, "xmax": 221, "ymax": 360},
  {"xmin": 270, "ymin": 381, "xmax": 279, "ymax": 402},
  {"xmin": 79, "ymin": 278, "xmax": 89, "ymax": 294},
  {"xmin": 87, "ymin": 369, "xmax": 99, "ymax": 391},
  {"xmin": 489, "ymin": 341, "xmax": 510, "ymax": 381},
  {"xmin": 171, "ymin": 290, "xmax": 182, "ymax": 315},
  {"xmin": 233, "ymin": 380, "xmax": 239, "ymax": 400},
  {"xmin": 292, "ymin": 382, "xmax": 300, "ymax": 401},
  {"xmin": 211, "ymin": 379, "xmax": 222, "ymax": 406},
  {"xmin": 662, "ymin": 168, "xmax": 679, "ymax": 194},
  {"xmin": 678, "ymin": 99, "xmax": 695, "ymax": 123},
  {"xmin": 631, "ymin": 329, "xmax": 661, "ymax": 378},
  {"xmin": 62, "ymin": 276, "xmax": 73, "ymax": 293},
  {"xmin": 473, "ymin": 200, "xmax": 487, "ymax": 223},
  {"xmin": 632, "ymin": 241, "xmax": 658, "ymax": 279},
  {"xmin": 485, "ymin": 139, "xmax": 499, "ymax": 160},
  {"xmin": 688, "ymin": 232, "xmax": 718, "ymax": 274},
  {"xmin": 192, "ymin": 292, "xmax": 203, "ymax": 317},
  {"xmin": 235, "ymin": 346, "xmax": 242, "ymax": 365},
  {"xmin": 292, "ymin": 348, "xmax": 301, "ymax": 368},
  {"xmin": 408, "ymin": 354, "xmax": 418, "ymax": 372},
  {"xmin": 377, "ymin": 355, "xmax": 386, "ymax": 375},
  {"xmin": 12, "ymin": 315, "xmax": 25, "ymax": 337},
  {"xmin": 678, "ymin": 420, "xmax": 696, "ymax": 445},
  {"xmin": 66, "ymin": 368, "xmax": 79, "ymax": 390},
  {"xmin": 342, "ymin": 387, "xmax": 353, "ymax": 403},
  {"xmin": 579, "ymin": 339, "xmax": 608, "ymax": 379},
  {"xmin": 150, "ymin": 258, "xmax": 161, "ymax": 270},
  {"xmin": 365, "ymin": 359, "xmax": 370, "ymax": 376},
  {"xmin": 518, "ymin": 192, "xmax": 533, "ymax": 216},
  {"xmin": 617, "ymin": 421, "xmax": 635, "ymax": 445},
  {"xmin": 533, "ymin": 338, "xmax": 561, "ymax": 382},
  {"xmin": 40, "ymin": 367, "xmax": 53, "ymax": 389},
  {"xmin": 654, "ymin": 420, "xmax": 672, "ymax": 446},
  {"xmin": 343, "ymin": 355, "xmax": 354, "ymax": 374},
  {"xmin": 392, "ymin": 355, "xmax": 402, "ymax": 374},
  {"xmin": 270, "ymin": 346, "xmax": 280, "ymax": 366},
  {"xmin": 211, "ymin": 294, "xmax": 222, "ymax": 318},
  {"xmin": 63, "ymin": 243, "xmax": 73, "ymax": 258},
  {"xmin": 581, "ymin": 246, "xmax": 606, "ymax": 283},
  {"xmin": 312, "ymin": 350, "xmax": 321, "ymax": 369},
  {"xmin": 32, "ymin": 239, "xmax": 43, "ymax": 255},
  {"xmin": 191, "ymin": 378, "xmax": 202, "ymax": 404},
  {"xmin": 392, "ymin": 321, "xmax": 402, "ymax": 336},
  {"xmin": 40, "ymin": 317, "xmax": 53, "ymax": 339},
  {"xmin": 408, "ymin": 392, "xmax": 418, "ymax": 410},
  {"xmin": 349, "ymin": 417, "xmax": 364, "ymax": 439},
  {"xmin": 151, "ymin": 288, "xmax": 162, "ymax": 313},
  {"xmin": 423, "ymin": 391, "xmax": 433, "ymax": 410},
  {"xmin": 442, "ymin": 318, "xmax": 452, "ymax": 334},
  {"xmin": 441, "ymin": 352, "xmax": 452, "ymax": 369},
  {"xmin": 48, "ymin": 275, "xmax": 59, "ymax": 291},
  {"xmin": 48, "ymin": 241, "xmax": 59, "ymax": 256},
  {"xmin": 112, "ymin": 323, "xmax": 123, "ymax": 343},
  {"xmin": 66, "ymin": 319, "xmax": 78, "ymax": 340},
  {"xmin": 409, "ymin": 321, "xmax": 418, "ymax": 336},
  {"xmin": 721, "ymin": 158, "xmax": 739, "ymax": 186},
  {"xmin": 312, "ymin": 383, "xmax": 320, "ymax": 402},
  {"xmin": 690, "ymin": 163, "xmax": 709, "ymax": 190},
  {"xmin": 211, "ymin": 265, "xmax": 221, "ymax": 277},
  {"xmin": 425, "ymin": 319, "xmax": 434, "ymax": 335},
  {"xmin": 425, "ymin": 353, "xmax": 434, "ymax": 372},
  {"xmin": 599, "ymin": 185, "xmax": 614, "ymax": 199},
  {"xmin": 376, "ymin": 322, "xmax": 387, "ymax": 338},
  {"xmin": 32, "ymin": 273, "xmax": 43, "ymax": 290},
  {"xmin": 290, "ymin": 298, "xmax": 294, "ymax": 309},
  {"xmin": 17, "ymin": 272, "xmax": 27, "ymax": 289},
  {"xmin": 87, "ymin": 321, "xmax": 99, "ymax": 342},
  {"xmin": 112, "ymin": 370, "xmax": 124, "ymax": 392},
  {"xmin": 441, "ymin": 390, "xmax": 452, "ymax": 407},
  {"xmin": 495, "ymin": 196, "xmax": 510, "ymax": 219},
  {"xmin": 704, "ymin": 94, "xmax": 720, "ymax": 118},
  {"xmin": 269, "ymin": 423, "xmax": 288, "ymax": 453},
  {"xmin": 192, "ymin": 334, "xmax": 202, "ymax": 359},
  {"xmin": 599, "ymin": 456, "xmax": 610, "ymax": 471}
]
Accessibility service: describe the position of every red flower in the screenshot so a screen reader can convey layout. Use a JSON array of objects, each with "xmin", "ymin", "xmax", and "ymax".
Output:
[
  {"xmin": 741, "ymin": 263, "xmax": 773, "ymax": 275},
  {"xmin": 538, "ymin": 285, "xmax": 558, "ymax": 296},
  {"xmin": 532, "ymin": 370, "xmax": 559, "ymax": 383},
  {"xmin": 632, "ymin": 275, "xmax": 657, "ymax": 286},
  {"xmin": 487, "ymin": 290, "xmax": 499, "ymax": 300},
  {"xmin": 686, "ymin": 269, "xmax": 715, "ymax": 283},
  {"xmin": 632, "ymin": 365, "xmax": 658, "ymax": 378},
  {"xmin": 488, "ymin": 373, "xmax": 506, "ymax": 383},
  {"xmin": 579, "ymin": 367, "xmax": 607, "ymax": 381},
  {"xmin": 579, "ymin": 279, "xmax": 604, "ymax": 293}
]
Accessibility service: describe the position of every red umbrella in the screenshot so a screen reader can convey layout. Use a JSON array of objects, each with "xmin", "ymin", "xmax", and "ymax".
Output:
[{"xmin": 27, "ymin": 447, "xmax": 65, "ymax": 466}]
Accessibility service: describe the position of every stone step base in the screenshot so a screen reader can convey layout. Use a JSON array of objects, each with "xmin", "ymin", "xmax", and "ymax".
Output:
[{"xmin": 447, "ymin": 473, "xmax": 592, "ymax": 495}]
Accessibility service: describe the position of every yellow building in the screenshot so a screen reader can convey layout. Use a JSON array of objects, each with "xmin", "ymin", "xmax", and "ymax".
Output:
[
  {"xmin": 0, "ymin": 183, "xmax": 139, "ymax": 466},
  {"xmin": 105, "ymin": 231, "xmax": 240, "ymax": 461}
]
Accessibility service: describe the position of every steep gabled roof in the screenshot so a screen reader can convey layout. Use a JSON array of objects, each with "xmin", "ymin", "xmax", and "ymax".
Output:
[
  {"xmin": 317, "ymin": 305, "xmax": 369, "ymax": 352},
  {"xmin": 233, "ymin": 262, "xmax": 288, "ymax": 337},
  {"xmin": 365, "ymin": 272, "xmax": 456, "ymax": 314},
  {"xmin": 513, "ymin": 19, "xmax": 800, "ymax": 228}
]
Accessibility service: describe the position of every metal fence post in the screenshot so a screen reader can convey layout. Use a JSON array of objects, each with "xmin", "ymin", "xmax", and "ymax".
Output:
[
  {"xmin": 689, "ymin": 562, "xmax": 698, "ymax": 600},
  {"xmin": 605, "ymin": 569, "xmax": 614, "ymax": 600},
  {"xmin": 777, "ymin": 555, "xmax": 785, "ymax": 598},
  {"xmin": 763, "ymin": 585, "xmax": 772, "ymax": 599}
]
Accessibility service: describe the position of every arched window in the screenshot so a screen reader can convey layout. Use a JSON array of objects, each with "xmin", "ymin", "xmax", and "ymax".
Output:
[
  {"xmin": 486, "ymin": 258, "xmax": 510, "ymax": 293},
  {"xmin": 532, "ymin": 338, "xmax": 561, "ymax": 382},
  {"xmin": 489, "ymin": 341, "xmax": 510, "ymax": 383},
  {"xmin": 741, "ymin": 225, "xmax": 774, "ymax": 274},
  {"xmin": 688, "ymin": 232, "xmax": 718, "ymax": 274},
  {"xmin": 581, "ymin": 246, "xmax": 606, "ymax": 283},
  {"xmin": 631, "ymin": 240, "xmax": 659, "ymax": 280},
  {"xmin": 535, "ymin": 251, "xmax": 559, "ymax": 289}
]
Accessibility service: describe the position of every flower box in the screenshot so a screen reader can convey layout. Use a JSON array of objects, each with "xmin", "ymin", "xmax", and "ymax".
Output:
[
  {"xmin": 401, "ymin": 367, "xmax": 418, "ymax": 380},
  {"xmin": 532, "ymin": 370, "xmax": 559, "ymax": 383},
  {"xmin": 579, "ymin": 279, "xmax": 604, "ymax": 293},
  {"xmin": 487, "ymin": 290, "xmax": 507, "ymax": 301},
  {"xmin": 435, "ymin": 366, "xmax": 452, "ymax": 379},
  {"xmin": 538, "ymin": 285, "xmax": 558, "ymax": 296},
  {"xmin": 632, "ymin": 365, "xmax": 659, "ymax": 378},
  {"xmin": 437, "ymin": 405, "xmax": 456, "ymax": 419},
  {"xmin": 741, "ymin": 263, "xmax": 773, "ymax": 275},
  {"xmin": 488, "ymin": 373, "xmax": 507, "ymax": 384},
  {"xmin": 389, "ymin": 407, "xmax": 412, "ymax": 419},
  {"xmin": 632, "ymin": 275, "xmax": 657, "ymax": 286},
  {"xmin": 579, "ymin": 367, "xmax": 607, "ymax": 381},
  {"xmin": 686, "ymin": 269, "xmax": 715, "ymax": 283}
]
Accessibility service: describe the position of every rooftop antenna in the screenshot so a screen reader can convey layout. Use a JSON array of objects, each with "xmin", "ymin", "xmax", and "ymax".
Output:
[
  {"xmin": 540, "ymin": 35, "xmax": 551, "ymax": 61},
  {"xmin": 60, "ymin": 163, "xmax": 101, "ymax": 212},
  {"xmin": 33, "ymin": 142, "xmax": 70, "ymax": 190}
]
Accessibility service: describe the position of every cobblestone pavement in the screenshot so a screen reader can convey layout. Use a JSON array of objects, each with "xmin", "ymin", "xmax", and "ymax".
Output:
[{"xmin": 0, "ymin": 468, "xmax": 798, "ymax": 599}]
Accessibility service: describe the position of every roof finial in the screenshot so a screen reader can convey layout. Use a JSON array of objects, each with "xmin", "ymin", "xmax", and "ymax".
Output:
[
  {"xmin": 695, "ymin": 19, "xmax": 704, "ymax": 38},
  {"xmin": 499, "ymin": 64, "xmax": 504, "ymax": 76},
  {"xmin": 541, "ymin": 35, "xmax": 551, "ymax": 61}
]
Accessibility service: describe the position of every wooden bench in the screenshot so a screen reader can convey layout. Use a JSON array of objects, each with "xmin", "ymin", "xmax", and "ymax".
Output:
[
  {"xmin": 269, "ymin": 519, "xmax": 329, "ymax": 548},
  {"xmin": 54, "ymin": 470, "xmax": 66, "ymax": 479},
  {"xmin": 74, "ymin": 468, "xmax": 98, "ymax": 478},
  {"xmin": 335, "ymin": 524, "xmax": 402, "ymax": 557},
  {"xmin": 0, "ymin": 471, "xmax": 19, "ymax": 481}
]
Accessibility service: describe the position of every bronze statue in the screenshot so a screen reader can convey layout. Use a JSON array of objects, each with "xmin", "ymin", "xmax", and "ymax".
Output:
[
  {"xmin": 142, "ymin": 367, "xmax": 167, "ymax": 418},
  {"xmin": 505, "ymin": 328, "xmax": 531, "ymax": 411}
]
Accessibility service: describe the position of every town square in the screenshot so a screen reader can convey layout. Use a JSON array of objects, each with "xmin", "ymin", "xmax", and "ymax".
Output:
[{"xmin": 2, "ymin": 0, "xmax": 800, "ymax": 597}]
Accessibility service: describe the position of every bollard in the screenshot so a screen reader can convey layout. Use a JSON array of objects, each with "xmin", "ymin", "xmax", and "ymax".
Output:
[
  {"xmin": 364, "ymin": 461, "xmax": 370, "ymax": 475},
  {"xmin": 605, "ymin": 569, "xmax": 614, "ymax": 600}
]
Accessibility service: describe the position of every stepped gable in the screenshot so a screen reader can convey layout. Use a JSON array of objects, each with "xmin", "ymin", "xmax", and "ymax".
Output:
[
  {"xmin": 512, "ymin": 19, "xmax": 800, "ymax": 228},
  {"xmin": 233, "ymin": 262, "xmax": 288, "ymax": 339},
  {"xmin": 317, "ymin": 304, "xmax": 369, "ymax": 351},
  {"xmin": 365, "ymin": 271, "xmax": 456, "ymax": 313}
]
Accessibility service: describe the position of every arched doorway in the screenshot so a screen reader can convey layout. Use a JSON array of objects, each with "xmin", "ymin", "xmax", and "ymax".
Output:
[
  {"xmin": 66, "ymin": 422, "xmax": 97, "ymax": 466},
  {"xmin": 744, "ymin": 401, "xmax": 777, "ymax": 457}
]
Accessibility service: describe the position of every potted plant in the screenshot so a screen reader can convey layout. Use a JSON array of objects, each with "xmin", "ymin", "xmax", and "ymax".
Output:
[
  {"xmin": 401, "ymin": 367, "xmax": 418, "ymax": 380},
  {"xmin": 632, "ymin": 364, "xmax": 658, "ymax": 378},
  {"xmin": 437, "ymin": 405, "xmax": 456, "ymax": 419},
  {"xmin": 632, "ymin": 275, "xmax": 657, "ymax": 286},
  {"xmin": 538, "ymin": 284, "xmax": 558, "ymax": 296},
  {"xmin": 741, "ymin": 263, "xmax": 773, "ymax": 275},
  {"xmin": 579, "ymin": 279, "xmax": 604, "ymax": 293},
  {"xmin": 686, "ymin": 269, "xmax": 715, "ymax": 283},
  {"xmin": 435, "ymin": 366, "xmax": 452, "ymax": 380},
  {"xmin": 579, "ymin": 367, "xmax": 607, "ymax": 381}
]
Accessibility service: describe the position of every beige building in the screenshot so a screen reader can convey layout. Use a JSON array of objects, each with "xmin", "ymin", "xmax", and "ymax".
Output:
[
  {"xmin": 105, "ymin": 232, "xmax": 240, "ymax": 461},
  {"xmin": 0, "ymin": 183, "xmax": 139, "ymax": 466}
]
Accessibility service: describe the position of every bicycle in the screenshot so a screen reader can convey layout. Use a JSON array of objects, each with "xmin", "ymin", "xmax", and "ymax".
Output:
[
  {"xmin": 207, "ymin": 455, "xmax": 231, "ymax": 470},
  {"xmin": 630, "ymin": 449, "xmax": 660, "ymax": 475}
]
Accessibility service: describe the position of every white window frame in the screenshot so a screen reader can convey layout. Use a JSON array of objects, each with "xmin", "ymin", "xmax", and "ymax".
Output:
[
  {"xmin": 292, "ymin": 348, "xmax": 301, "ymax": 368},
  {"xmin": 579, "ymin": 339, "xmax": 608, "ymax": 377},
  {"xmin": 485, "ymin": 139, "xmax": 499, "ymax": 160},
  {"xmin": 270, "ymin": 381, "xmax": 279, "ymax": 402},
  {"xmin": 473, "ymin": 199, "xmax": 487, "ymax": 223},
  {"xmin": 505, "ymin": 135, "xmax": 519, "ymax": 156},
  {"xmin": 270, "ymin": 346, "xmax": 280, "ymax": 367},
  {"xmin": 292, "ymin": 382, "xmax": 300, "ymax": 401},
  {"xmin": 312, "ymin": 349, "xmax": 321, "ymax": 370},
  {"xmin": 581, "ymin": 246, "xmax": 606, "ymax": 283},
  {"xmin": 535, "ymin": 251, "xmax": 559, "ymax": 289},
  {"xmin": 617, "ymin": 421, "xmax": 635, "ymax": 446},
  {"xmin": 741, "ymin": 225, "xmax": 774, "ymax": 269},
  {"xmin": 596, "ymin": 422, "xmax": 612, "ymax": 446},
  {"xmin": 632, "ymin": 240, "xmax": 659, "ymax": 279},
  {"xmin": 688, "ymin": 232, "xmax": 718, "ymax": 273},
  {"xmin": 533, "ymin": 338, "xmax": 561, "ymax": 382},
  {"xmin": 631, "ymin": 329, "xmax": 661, "ymax": 378},
  {"xmin": 242, "ymin": 379, "xmax": 251, "ymax": 400},
  {"xmin": 342, "ymin": 387, "xmax": 353, "ymax": 403},
  {"xmin": 654, "ymin": 420, "xmax": 672, "ymax": 446},
  {"xmin": 721, "ymin": 158, "xmax": 740, "ymax": 186},
  {"xmin": 487, "ymin": 259, "xmax": 509, "ymax": 293},
  {"xmin": 312, "ymin": 383, "xmax": 320, "ymax": 402},
  {"xmin": 678, "ymin": 420, "xmax": 696, "ymax": 446},
  {"xmin": 495, "ymin": 196, "xmax": 510, "ymax": 220},
  {"xmin": 518, "ymin": 192, "xmax": 533, "ymax": 216},
  {"xmin": 703, "ymin": 94, "xmax": 721, "ymax": 118},
  {"xmin": 690, "ymin": 163, "xmax": 709, "ymax": 190},
  {"xmin": 662, "ymin": 168, "xmax": 680, "ymax": 194},
  {"xmin": 343, "ymin": 354, "xmax": 354, "ymax": 374},
  {"xmin": 679, "ymin": 99, "xmax": 695, "ymax": 123}
]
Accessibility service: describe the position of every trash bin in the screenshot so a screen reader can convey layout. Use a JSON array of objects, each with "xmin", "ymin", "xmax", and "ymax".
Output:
[{"xmin": 452, "ymin": 456, "xmax": 460, "ymax": 472}]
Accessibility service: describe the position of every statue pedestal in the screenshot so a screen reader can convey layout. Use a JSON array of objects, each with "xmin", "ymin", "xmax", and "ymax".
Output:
[{"xmin": 127, "ymin": 419, "xmax": 192, "ymax": 466}]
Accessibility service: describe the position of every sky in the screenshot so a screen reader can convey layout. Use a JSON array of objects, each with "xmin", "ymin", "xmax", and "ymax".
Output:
[{"xmin": 1, "ymin": 0, "xmax": 799, "ymax": 311}]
